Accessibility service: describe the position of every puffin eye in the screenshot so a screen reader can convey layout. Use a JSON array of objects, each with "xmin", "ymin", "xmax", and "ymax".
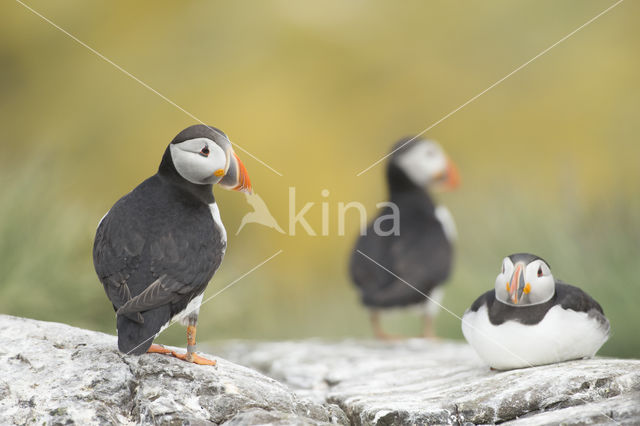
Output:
[
  {"xmin": 199, "ymin": 146, "xmax": 210, "ymax": 157},
  {"xmin": 537, "ymin": 266, "xmax": 543, "ymax": 277}
]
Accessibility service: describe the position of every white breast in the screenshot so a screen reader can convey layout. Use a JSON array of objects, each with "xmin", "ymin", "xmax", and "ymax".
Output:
[
  {"xmin": 209, "ymin": 202, "xmax": 227, "ymax": 243},
  {"xmin": 171, "ymin": 294, "xmax": 204, "ymax": 327},
  {"xmin": 462, "ymin": 305, "xmax": 609, "ymax": 370},
  {"xmin": 434, "ymin": 205, "xmax": 457, "ymax": 242},
  {"xmin": 419, "ymin": 286, "xmax": 445, "ymax": 317}
]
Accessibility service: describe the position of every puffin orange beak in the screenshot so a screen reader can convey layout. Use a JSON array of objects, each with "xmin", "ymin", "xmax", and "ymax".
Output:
[
  {"xmin": 231, "ymin": 152, "xmax": 252, "ymax": 194},
  {"xmin": 508, "ymin": 263, "xmax": 526, "ymax": 304},
  {"xmin": 442, "ymin": 159, "xmax": 460, "ymax": 190},
  {"xmin": 433, "ymin": 158, "xmax": 460, "ymax": 191},
  {"xmin": 218, "ymin": 152, "xmax": 252, "ymax": 194}
]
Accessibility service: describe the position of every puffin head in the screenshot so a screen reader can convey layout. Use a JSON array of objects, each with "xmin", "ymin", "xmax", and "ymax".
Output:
[
  {"xmin": 160, "ymin": 124, "xmax": 252, "ymax": 193},
  {"xmin": 494, "ymin": 253, "xmax": 555, "ymax": 306},
  {"xmin": 389, "ymin": 138, "xmax": 460, "ymax": 191}
]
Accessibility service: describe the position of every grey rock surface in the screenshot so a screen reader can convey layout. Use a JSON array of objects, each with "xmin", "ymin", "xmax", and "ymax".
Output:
[
  {"xmin": 2, "ymin": 314, "xmax": 638, "ymax": 425},
  {"xmin": 0, "ymin": 315, "xmax": 347, "ymax": 425},
  {"xmin": 218, "ymin": 340, "xmax": 640, "ymax": 425}
]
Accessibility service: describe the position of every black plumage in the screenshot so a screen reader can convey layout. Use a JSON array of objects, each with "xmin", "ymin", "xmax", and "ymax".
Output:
[
  {"xmin": 349, "ymin": 139, "xmax": 453, "ymax": 309},
  {"xmin": 462, "ymin": 253, "xmax": 609, "ymax": 369},
  {"xmin": 94, "ymin": 175, "xmax": 224, "ymax": 354},
  {"xmin": 92, "ymin": 125, "xmax": 251, "ymax": 360},
  {"xmin": 468, "ymin": 280, "xmax": 609, "ymax": 328}
]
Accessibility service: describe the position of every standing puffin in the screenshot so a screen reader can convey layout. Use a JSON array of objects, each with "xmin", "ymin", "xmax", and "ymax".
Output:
[
  {"xmin": 462, "ymin": 253, "xmax": 610, "ymax": 370},
  {"xmin": 349, "ymin": 138, "xmax": 460, "ymax": 339},
  {"xmin": 93, "ymin": 125, "xmax": 251, "ymax": 365}
]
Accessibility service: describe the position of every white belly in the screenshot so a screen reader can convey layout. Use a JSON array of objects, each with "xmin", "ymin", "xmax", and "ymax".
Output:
[
  {"xmin": 434, "ymin": 205, "xmax": 457, "ymax": 242},
  {"xmin": 419, "ymin": 286, "xmax": 445, "ymax": 317},
  {"xmin": 209, "ymin": 202, "xmax": 227, "ymax": 243},
  {"xmin": 170, "ymin": 294, "xmax": 204, "ymax": 327},
  {"xmin": 461, "ymin": 304, "xmax": 609, "ymax": 370}
]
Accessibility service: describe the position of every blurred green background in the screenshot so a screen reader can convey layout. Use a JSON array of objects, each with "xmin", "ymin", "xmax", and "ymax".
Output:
[{"xmin": 1, "ymin": 1, "xmax": 638, "ymax": 358}]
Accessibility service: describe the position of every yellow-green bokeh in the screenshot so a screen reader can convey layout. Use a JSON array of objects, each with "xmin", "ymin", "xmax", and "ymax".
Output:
[{"xmin": 1, "ymin": 1, "xmax": 638, "ymax": 358}]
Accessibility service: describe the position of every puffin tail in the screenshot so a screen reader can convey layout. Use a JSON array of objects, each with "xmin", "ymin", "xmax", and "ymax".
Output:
[{"xmin": 116, "ymin": 306, "xmax": 171, "ymax": 355}]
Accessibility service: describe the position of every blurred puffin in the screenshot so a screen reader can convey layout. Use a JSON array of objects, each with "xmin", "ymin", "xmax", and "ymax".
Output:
[
  {"xmin": 93, "ymin": 124, "xmax": 251, "ymax": 365},
  {"xmin": 349, "ymin": 138, "xmax": 460, "ymax": 339},
  {"xmin": 462, "ymin": 253, "xmax": 610, "ymax": 370}
]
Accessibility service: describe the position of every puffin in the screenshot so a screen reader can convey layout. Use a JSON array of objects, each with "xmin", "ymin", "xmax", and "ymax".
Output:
[
  {"xmin": 349, "ymin": 137, "xmax": 460, "ymax": 339},
  {"xmin": 93, "ymin": 124, "xmax": 251, "ymax": 365},
  {"xmin": 462, "ymin": 253, "xmax": 610, "ymax": 370}
]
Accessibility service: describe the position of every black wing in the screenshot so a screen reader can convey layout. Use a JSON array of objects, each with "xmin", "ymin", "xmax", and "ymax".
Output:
[
  {"xmin": 349, "ymin": 205, "xmax": 452, "ymax": 308},
  {"xmin": 554, "ymin": 281, "xmax": 610, "ymax": 332},
  {"xmin": 469, "ymin": 281, "xmax": 609, "ymax": 331},
  {"xmin": 116, "ymin": 274, "xmax": 196, "ymax": 317},
  {"xmin": 93, "ymin": 177, "xmax": 224, "ymax": 322},
  {"xmin": 93, "ymin": 205, "xmax": 147, "ymax": 323},
  {"xmin": 467, "ymin": 289, "xmax": 494, "ymax": 313}
]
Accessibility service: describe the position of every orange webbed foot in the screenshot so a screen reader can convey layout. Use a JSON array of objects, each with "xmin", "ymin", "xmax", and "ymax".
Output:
[
  {"xmin": 171, "ymin": 350, "xmax": 217, "ymax": 366},
  {"xmin": 147, "ymin": 344, "xmax": 174, "ymax": 355}
]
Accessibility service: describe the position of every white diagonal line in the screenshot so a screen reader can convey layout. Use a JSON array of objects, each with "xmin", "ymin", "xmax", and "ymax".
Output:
[
  {"xmin": 356, "ymin": 0, "xmax": 625, "ymax": 177},
  {"xmin": 356, "ymin": 250, "xmax": 541, "ymax": 368},
  {"xmin": 125, "ymin": 249, "xmax": 283, "ymax": 356},
  {"xmin": 355, "ymin": 249, "xmax": 618, "ymax": 424},
  {"xmin": 357, "ymin": 248, "xmax": 557, "ymax": 364},
  {"xmin": 14, "ymin": 0, "xmax": 283, "ymax": 177},
  {"xmin": 356, "ymin": 250, "xmax": 464, "ymax": 322},
  {"xmin": 199, "ymin": 249, "xmax": 283, "ymax": 308}
]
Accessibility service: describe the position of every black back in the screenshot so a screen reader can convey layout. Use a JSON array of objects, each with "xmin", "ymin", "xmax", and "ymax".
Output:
[
  {"xmin": 508, "ymin": 253, "xmax": 549, "ymax": 267},
  {"xmin": 468, "ymin": 280, "xmax": 608, "ymax": 327},
  {"xmin": 169, "ymin": 124, "xmax": 227, "ymax": 145},
  {"xmin": 93, "ymin": 172, "xmax": 225, "ymax": 354},
  {"xmin": 349, "ymin": 140, "xmax": 453, "ymax": 308}
]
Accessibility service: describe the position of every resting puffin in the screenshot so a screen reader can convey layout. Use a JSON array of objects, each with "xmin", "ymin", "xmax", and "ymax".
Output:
[
  {"xmin": 93, "ymin": 124, "xmax": 251, "ymax": 365},
  {"xmin": 349, "ymin": 138, "xmax": 460, "ymax": 339},
  {"xmin": 462, "ymin": 253, "xmax": 610, "ymax": 370}
]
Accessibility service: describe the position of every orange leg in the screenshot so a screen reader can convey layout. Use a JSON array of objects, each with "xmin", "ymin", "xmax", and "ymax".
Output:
[
  {"xmin": 171, "ymin": 351, "xmax": 216, "ymax": 365},
  {"xmin": 171, "ymin": 325, "xmax": 216, "ymax": 366},
  {"xmin": 146, "ymin": 326, "xmax": 216, "ymax": 366},
  {"xmin": 422, "ymin": 314, "xmax": 439, "ymax": 339},
  {"xmin": 370, "ymin": 311, "xmax": 403, "ymax": 341}
]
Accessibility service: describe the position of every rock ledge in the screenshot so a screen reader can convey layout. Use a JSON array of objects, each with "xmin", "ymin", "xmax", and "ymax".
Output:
[
  {"xmin": 2, "ymin": 315, "xmax": 639, "ymax": 425},
  {"xmin": 219, "ymin": 340, "xmax": 640, "ymax": 425},
  {"xmin": 0, "ymin": 315, "xmax": 346, "ymax": 425}
]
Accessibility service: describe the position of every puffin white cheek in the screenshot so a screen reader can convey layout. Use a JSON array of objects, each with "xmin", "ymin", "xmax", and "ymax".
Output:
[
  {"xmin": 528, "ymin": 277, "xmax": 555, "ymax": 304},
  {"xmin": 170, "ymin": 145, "xmax": 226, "ymax": 185},
  {"xmin": 208, "ymin": 154, "xmax": 227, "ymax": 182},
  {"xmin": 194, "ymin": 155, "xmax": 227, "ymax": 184},
  {"xmin": 397, "ymin": 152, "xmax": 439, "ymax": 185},
  {"xmin": 427, "ymin": 155, "xmax": 447, "ymax": 177},
  {"xmin": 494, "ymin": 274, "xmax": 510, "ymax": 303},
  {"xmin": 419, "ymin": 156, "xmax": 447, "ymax": 185}
]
